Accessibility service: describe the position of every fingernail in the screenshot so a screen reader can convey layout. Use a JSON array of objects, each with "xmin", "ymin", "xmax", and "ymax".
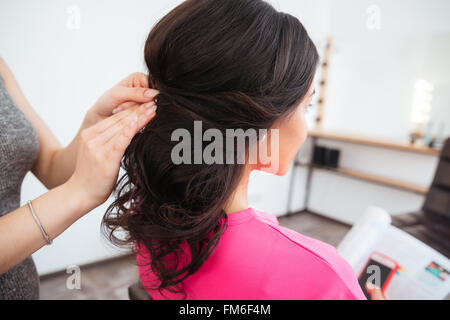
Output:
[
  {"xmin": 146, "ymin": 105, "xmax": 157, "ymax": 116},
  {"xmin": 144, "ymin": 101, "xmax": 155, "ymax": 108},
  {"xmin": 112, "ymin": 108, "xmax": 117, "ymax": 114},
  {"xmin": 145, "ymin": 89, "xmax": 159, "ymax": 98}
]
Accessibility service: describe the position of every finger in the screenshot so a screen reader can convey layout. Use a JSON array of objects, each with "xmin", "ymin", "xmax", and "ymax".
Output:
[
  {"xmin": 86, "ymin": 107, "xmax": 135, "ymax": 137},
  {"xmin": 370, "ymin": 288, "xmax": 385, "ymax": 300},
  {"xmin": 106, "ymin": 102, "xmax": 157, "ymax": 156},
  {"xmin": 104, "ymin": 114, "xmax": 141, "ymax": 163},
  {"xmin": 119, "ymin": 72, "xmax": 149, "ymax": 88},
  {"xmin": 112, "ymin": 101, "xmax": 138, "ymax": 115},
  {"xmin": 366, "ymin": 282, "xmax": 385, "ymax": 300},
  {"xmin": 94, "ymin": 102, "xmax": 156, "ymax": 146},
  {"xmin": 110, "ymin": 86, "xmax": 159, "ymax": 106},
  {"xmin": 132, "ymin": 72, "xmax": 150, "ymax": 88},
  {"xmin": 136, "ymin": 102, "xmax": 157, "ymax": 131},
  {"xmin": 120, "ymin": 101, "xmax": 156, "ymax": 134},
  {"xmin": 92, "ymin": 111, "xmax": 138, "ymax": 146}
]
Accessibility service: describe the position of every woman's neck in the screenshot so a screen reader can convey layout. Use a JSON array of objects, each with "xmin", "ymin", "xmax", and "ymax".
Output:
[{"xmin": 224, "ymin": 166, "xmax": 252, "ymax": 214}]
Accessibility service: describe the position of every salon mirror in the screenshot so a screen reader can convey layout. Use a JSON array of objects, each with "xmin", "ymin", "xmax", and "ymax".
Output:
[{"xmin": 309, "ymin": 0, "xmax": 450, "ymax": 149}]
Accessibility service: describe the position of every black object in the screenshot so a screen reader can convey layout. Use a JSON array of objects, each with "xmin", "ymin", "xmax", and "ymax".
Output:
[
  {"xmin": 312, "ymin": 145, "xmax": 327, "ymax": 166},
  {"xmin": 128, "ymin": 281, "xmax": 152, "ymax": 300},
  {"xmin": 326, "ymin": 148, "xmax": 340, "ymax": 168},
  {"xmin": 392, "ymin": 137, "xmax": 450, "ymax": 258},
  {"xmin": 312, "ymin": 145, "xmax": 340, "ymax": 168}
]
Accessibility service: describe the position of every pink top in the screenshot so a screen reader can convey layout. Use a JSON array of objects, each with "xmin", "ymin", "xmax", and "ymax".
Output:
[{"xmin": 137, "ymin": 208, "xmax": 366, "ymax": 300}]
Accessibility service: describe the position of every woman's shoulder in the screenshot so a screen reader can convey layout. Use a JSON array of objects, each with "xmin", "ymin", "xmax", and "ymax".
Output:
[
  {"xmin": 249, "ymin": 211, "xmax": 365, "ymax": 299},
  {"xmin": 248, "ymin": 209, "xmax": 339, "ymax": 260},
  {"xmin": 252, "ymin": 208, "xmax": 280, "ymax": 226}
]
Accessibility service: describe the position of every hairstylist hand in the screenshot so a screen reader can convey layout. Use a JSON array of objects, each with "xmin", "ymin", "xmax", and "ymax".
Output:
[
  {"xmin": 67, "ymin": 102, "xmax": 157, "ymax": 211},
  {"xmin": 0, "ymin": 71, "xmax": 158, "ymax": 274},
  {"xmin": 84, "ymin": 72, "xmax": 159, "ymax": 128},
  {"xmin": 41, "ymin": 72, "xmax": 160, "ymax": 190}
]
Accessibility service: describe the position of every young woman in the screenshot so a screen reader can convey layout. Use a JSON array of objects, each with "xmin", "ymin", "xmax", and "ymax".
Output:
[{"xmin": 103, "ymin": 0, "xmax": 369, "ymax": 300}]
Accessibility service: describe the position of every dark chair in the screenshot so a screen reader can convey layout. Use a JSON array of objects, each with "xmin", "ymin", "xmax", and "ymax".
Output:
[
  {"xmin": 128, "ymin": 281, "xmax": 152, "ymax": 300},
  {"xmin": 392, "ymin": 137, "xmax": 450, "ymax": 258}
]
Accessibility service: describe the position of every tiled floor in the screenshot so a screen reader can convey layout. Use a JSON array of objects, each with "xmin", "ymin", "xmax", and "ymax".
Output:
[
  {"xmin": 39, "ymin": 211, "xmax": 350, "ymax": 300},
  {"xmin": 278, "ymin": 211, "xmax": 350, "ymax": 248},
  {"xmin": 39, "ymin": 255, "xmax": 137, "ymax": 300}
]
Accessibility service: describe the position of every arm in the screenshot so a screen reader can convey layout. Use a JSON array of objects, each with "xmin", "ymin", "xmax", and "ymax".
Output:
[
  {"xmin": 0, "ymin": 57, "xmax": 158, "ymax": 188},
  {"xmin": 0, "ymin": 180, "xmax": 91, "ymax": 273},
  {"xmin": 0, "ymin": 102, "xmax": 157, "ymax": 274}
]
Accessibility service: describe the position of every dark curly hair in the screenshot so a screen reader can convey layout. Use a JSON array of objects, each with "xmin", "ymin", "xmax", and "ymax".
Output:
[{"xmin": 102, "ymin": 0, "xmax": 318, "ymax": 297}]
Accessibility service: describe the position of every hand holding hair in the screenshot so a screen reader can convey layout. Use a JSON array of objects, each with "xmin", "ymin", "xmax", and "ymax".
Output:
[
  {"xmin": 83, "ymin": 72, "xmax": 159, "ymax": 128},
  {"xmin": 0, "ymin": 74, "xmax": 158, "ymax": 274},
  {"xmin": 67, "ymin": 101, "xmax": 157, "ymax": 209}
]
